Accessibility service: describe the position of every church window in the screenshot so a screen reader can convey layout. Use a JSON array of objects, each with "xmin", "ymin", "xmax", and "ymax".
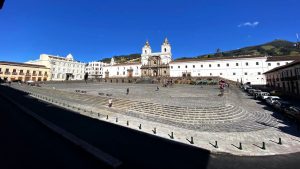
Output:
[
  {"xmin": 217, "ymin": 64, "xmax": 220, "ymax": 67},
  {"xmin": 198, "ymin": 73, "xmax": 200, "ymax": 76},
  {"xmin": 256, "ymin": 62, "xmax": 259, "ymax": 65},
  {"xmin": 185, "ymin": 65, "xmax": 187, "ymax": 68},
  {"xmin": 236, "ymin": 63, "xmax": 239, "ymax": 66},
  {"xmin": 171, "ymin": 66, "xmax": 173, "ymax": 69},
  {"xmin": 209, "ymin": 64, "xmax": 211, "ymax": 67},
  {"xmin": 123, "ymin": 72, "xmax": 125, "ymax": 75},
  {"xmin": 145, "ymin": 50, "xmax": 147, "ymax": 54},
  {"xmin": 201, "ymin": 65, "xmax": 203, "ymax": 68},
  {"xmin": 164, "ymin": 48, "xmax": 167, "ymax": 52},
  {"xmin": 210, "ymin": 73, "xmax": 212, "ymax": 76},
  {"xmin": 233, "ymin": 72, "xmax": 236, "ymax": 75},
  {"xmin": 244, "ymin": 72, "xmax": 247, "ymax": 75},
  {"xmin": 193, "ymin": 65, "xmax": 195, "ymax": 68},
  {"xmin": 226, "ymin": 63, "xmax": 229, "ymax": 67},
  {"xmin": 246, "ymin": 62, "xmax": 249, "ymax": 66},
  {"xmin": 154, "ymin": 61, "xmax": 156, "ymax": 64},
  {"xmin": 117, "ymin": 72, "xmax": 119, "ymax": 75},
  {"xmin": 220, "ymin": 73, "xmax": 223, "ymax": 75},
  {"xmin": 164, "ymin": 71, "xmax": 167, "ymax": 74},
  {"xmin": 258, "ymin": 72, "xmax": 261, "ymax": 75},
  {"xmin": 178, "ymin": 66, "xmax": 180, "ymax": 68}
]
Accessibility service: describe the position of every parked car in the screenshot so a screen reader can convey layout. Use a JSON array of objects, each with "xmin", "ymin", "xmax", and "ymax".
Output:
[
  {"xmin": 243, "ymin": 85, "xmax": 252, "ymax": 91},
  {"xmin": 256, "ymin": 92, "xmax": 270, "ymax": 100},
  {"xmin": 252, "ymin": 90, "xmax": 262, "ymax": 96},
  {"xmin": 284, "ymin": 106, "xmax": 300, "ymax": 121},
  {"xmin": 265, "ymin": 96, "xmax": 281, "ymax": 105},
  {"xmin": 272, "ymin": 100, "xmax": 291, "ymax": 111}
]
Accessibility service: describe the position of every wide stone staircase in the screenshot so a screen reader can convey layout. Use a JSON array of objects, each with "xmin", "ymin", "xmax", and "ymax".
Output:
[{"xmin": 11, "ymin": 84, "xmax": 279, "ymax": 132}]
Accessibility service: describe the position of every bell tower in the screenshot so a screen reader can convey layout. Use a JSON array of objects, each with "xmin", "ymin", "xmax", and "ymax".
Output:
[
  {"xmin": 141, "ymin": 40, "xmax": 151, "ymax": 65},
  {"xmin": 160, "ymin": 38, "xmax": 172, "ymax": 64}
]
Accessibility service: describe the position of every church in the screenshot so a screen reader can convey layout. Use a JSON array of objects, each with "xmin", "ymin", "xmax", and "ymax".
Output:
[
  {"xmin": 103, "ymin": 38, "xmax": 172, "ymax": 78},
  {"xmin": 140, "ymin": 38, "xmax": 172, "ymax": 77}
]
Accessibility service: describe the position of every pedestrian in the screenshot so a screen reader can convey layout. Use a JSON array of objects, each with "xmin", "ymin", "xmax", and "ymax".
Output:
[
  {"xmin": 108, "ymin": 98, "xmax": 113, "ymax": 108},
  {"xmin": 156, "ymin": 86, "xmax": 159, "ymax": 91},
  {"xmin": 126, "ymin": 88, "xmax": 129, "ymax": 95}
]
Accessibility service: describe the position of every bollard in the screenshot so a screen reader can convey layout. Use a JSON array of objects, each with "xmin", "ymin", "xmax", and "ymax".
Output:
[
  {"xmin": 190, "ymin": 137, "xmax": 194, "ymax": 144},
  {"xmin": 169, "ymin": 132, "xmax": 174, "ymax": 139},
  {"xmin": 126, "ymin": 121, "xmax": 129, "ymax": 126},
  {"xmin": 116, "ymin": 117, "xmax": 118, "ymax": 123},
  {"xmin": 262, "ymin": 142, "xmax": 266, "ymax": 150},
  {"xmin": 215, "ymin": 141, "xmax": 218, "ymax": 148},
  {"xmin": 106, "ymin": 115, "xmax": 108, "ymax": 120},
  {"xmin": 278, "ymin": 138, "xmax": 282, "ymax": 145},
  {"xmin": 139, "ymin": 124, "xmax": 142, "ymax": 129},
  {"xmin": 239, "ymin": 142, "xmax": 242, "ymax": 150},
  {"xmin": 153, "ymin": 127, "xmax": 156, "ymax": 134}
]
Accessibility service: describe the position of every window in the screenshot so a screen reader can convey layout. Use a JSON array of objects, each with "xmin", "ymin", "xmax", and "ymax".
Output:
[
  {"xmin": 5, "ymin": 68, "xmax": 9, "ymax": 73},
  {"xmin": 117, "ymin": 72, "xmax": 119, "ymax": 75},
  {"xmin": 154, "ymin": 61, "xmax": 157, "ymax": 64},
  {"xmin": 277, "ymin": 63, "xmax": 280, "ymax": 66},
  {"xmin": 164, "ymin": 70, "xmax": 166, "ymax": 74},
  {"xmin": 226, "ymin": 63, "xmax": 229, "ymax": 67},
  {"xmin": 198, "ymin": 73, "xmax": 200, "ymax": 76},
  {"xmin": 244, "ymin": 72, "xmax": 247, "ymax": 75},
  {"xmin": 236, "ymin": 63, "xmax": 239, "ymax": 66},
  {"xmin": 185, "ymin": 65, "xmax": 187, "ymax": 68},
  {"xmin": 193, "ymin": 65, "xmax": 195, "ymax": 68},
  {"xmin": 145, "ymin": 50, "xmax": 147, "ymax": 54},
  {"xmin": 209, "ymin": 64, "xmax": 211, "ymax": 67},
  {"xmin": 246, "ymin": 62, "xmax": 248, "ymax": 66},
  {"xmin": 233, "ymin": 72, "xmax": 236, "ymax": 75},
  {"xmin": 178, "ymin": 66, "xmax": 180, "ymax": 68},
  {"xmin": 220, "ymin": 73, "xmax": 223, "ymax": 75},
  {"xmin": 164, "ymin": 48, "xmax": 167, "ymax": 52},
  {"xmin": 123, "ymin": 72, "xmax": 125, "ymax": 75},
  {"xmin": 144, "ymin": 71, "xmax": 146, "ymax": 74},
  {"xmin": 217, "ymin": 64, "xmax": 220, "ymax": 67},
  {"xmin": 258, "ymin": 72, "xmax": 261, "ymax": 75},
  {"xmin": 268, "ymin": 63, "xmax": 271, "ymax": 66},
  {"xmin": 171, "ymin": 66, "xmax": 173, "ymax": 69},
  {"xmin": 256, "ymin": 62, "xmax": 259, "ymax": 65},
  {"xmin": 201, "ymin": 65, "xmax": 203, "ymax": 68},
  {"xmin": 210, "ymin": 73, "xmax": 212, "ymax": 76}
]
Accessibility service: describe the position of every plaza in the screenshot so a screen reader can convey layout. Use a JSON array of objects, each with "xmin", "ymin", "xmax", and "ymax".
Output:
[{"xmin": 11, "ymin": 81, "xmax": 300, "ymax": 156}]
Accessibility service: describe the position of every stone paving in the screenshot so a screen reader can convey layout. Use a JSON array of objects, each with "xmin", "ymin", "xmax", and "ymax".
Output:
[{"xmin": 10, "ymin": 82, "xmax": 300, "ymax": 156}]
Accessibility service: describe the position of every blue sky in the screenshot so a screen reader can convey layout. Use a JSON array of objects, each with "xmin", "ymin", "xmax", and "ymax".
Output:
[{"xmin": 0, "ymin": 0, "xmax": 299, "ymax": 62}]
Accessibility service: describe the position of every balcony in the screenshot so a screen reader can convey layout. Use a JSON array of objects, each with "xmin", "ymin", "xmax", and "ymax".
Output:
[
  {"xmin": 4, "ymin": 72, "xmax": 10, "ymax": 75},
  {"xmin": 44, "ymin": 74, "xmax": 48, "ymax": 77},
  {"xmin": 38, "ymin": 74, "xmax": 43, "ymax": 76},
  {"xmin": 25, "ymin": 73, "xmax": 31, "ymax": 76},
  {"xmin": 19, "ymin": 72, "xmax": 24, "ymax": 75},
  {"xmin": 32, "ymin": 73, "xmax": 37, "ymax": 76},
  {"xmin": 12, "ymin": 72, "xmax": 18, "ymax": 75}
]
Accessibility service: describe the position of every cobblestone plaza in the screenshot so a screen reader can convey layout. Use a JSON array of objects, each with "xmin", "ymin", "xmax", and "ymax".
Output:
[{"xmin": 12, "ymin": 82, "xmax": 300, "ymax": 156}]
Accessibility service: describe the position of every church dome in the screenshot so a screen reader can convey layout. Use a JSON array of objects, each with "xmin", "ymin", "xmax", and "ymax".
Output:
[{"xmin": 66, "ymin": 53, "xmax": 74, "ymax": 61}]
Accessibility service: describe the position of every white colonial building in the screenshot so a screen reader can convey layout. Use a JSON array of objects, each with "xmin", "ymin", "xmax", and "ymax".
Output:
[
  {"xmin": 103, "ymin": 57, "xmax": 142, "ymax": 78},
  {"xmin": 85, "ymin": 61, "xmax": 108, "ymax": 79},
  {"xmin": 100, "ymin": 38, "xmax": 299, "ymax": 85},
  {"xmin": 27, "ymin": 54, "xmax": 85, "ymax": 81},
  {"xmin": 169, "ymin": 56, "xmax": 296, "ymax": 85}
]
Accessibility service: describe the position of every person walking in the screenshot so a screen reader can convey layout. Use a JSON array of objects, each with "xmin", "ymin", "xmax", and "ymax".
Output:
[
  {"xmin": 108, "ymin": 98, "xmax": 113, "ymax": 108},
  {"xmin": 126, "ymin": 88, "xmax": 129, "ymax": 95}
]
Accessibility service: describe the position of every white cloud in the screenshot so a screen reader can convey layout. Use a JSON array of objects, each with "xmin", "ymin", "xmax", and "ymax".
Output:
[{"xmin": 238, "ymin": 21, "xmax": 259, "ymax": 27}]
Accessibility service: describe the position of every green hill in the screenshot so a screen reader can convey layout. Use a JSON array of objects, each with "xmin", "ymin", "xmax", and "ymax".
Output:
[
  {"xmin": 99, "ymin": 53, "xmax": 141, "ymax": 64},
  {"xmin": 194, "ymin": 40, "xmax": 300, "ymax": 59}
]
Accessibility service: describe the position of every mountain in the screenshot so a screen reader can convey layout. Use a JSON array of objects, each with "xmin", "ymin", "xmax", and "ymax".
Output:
[
  {"xmin": 99, "ymin": 53, "xmax": 141, "ymax": 64},
  {"xmin": 192, "ymin": 40, "xmax": 300, "ymax": 59}
]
